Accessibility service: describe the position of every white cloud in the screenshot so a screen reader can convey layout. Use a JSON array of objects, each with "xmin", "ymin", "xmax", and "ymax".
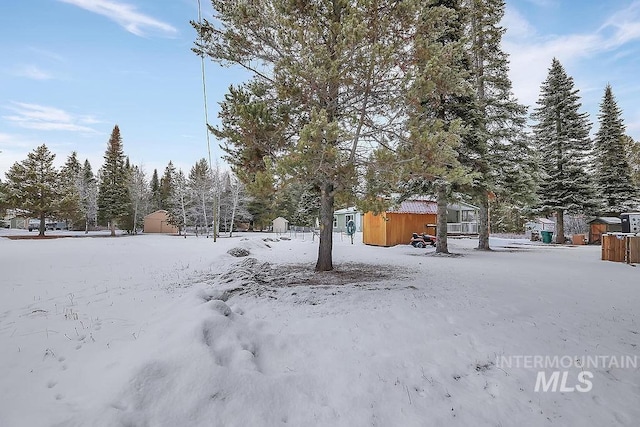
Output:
[
  {"xmin": 14, "ymin": 65, "xmax": 53, "ymax": 80},
  {"xmin": 524, "ymin": 0, "xmax": 558, "ymax": 7},
  {"xmin": 58, "ymin": 0, "xmax": 178, "ymax": 37},
  {"xmin": 3, "ymin": 102, "xmax": 99, "ymax": 134},
  {"xmin": 600, "ymin": 1, "xmax": 640, "ymax": 47},
  {"xmin": 27, "ymin": 47, "xmax": 66, "ymax": 63},
  {"xmin": 502, "ymin": 8, "xmax": 536, "ymax": 39},
  {"xmin": 503, "ymin": 2, "xmax": 640, "ymax": 109}
]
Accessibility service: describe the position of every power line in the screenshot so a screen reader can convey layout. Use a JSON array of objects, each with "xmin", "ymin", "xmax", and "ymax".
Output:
[{"xmin": 197, "ymin": 0, "xmax": 217, "ymax": 242}]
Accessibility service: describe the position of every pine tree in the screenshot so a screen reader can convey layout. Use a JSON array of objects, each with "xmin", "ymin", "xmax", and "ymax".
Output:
[
  {"xmin": 0, "ymin": 179, "xmax": 8, "ymax": 217},
  {"xmin": 624, "ymin": 135, "xmax": 640, "ymax": 190},
  {"xmin": 593, "ymin": 84, "xmax": 638, "ymax": 214},
  {"xmin": 195, "ymin": 0, "xmax": 414, "ymax": 270},
  {"xmin": 5, "ymin": 144, "xmax": 59, "ymax": 236},
  {"xmin": 149, "ymin": 168, "xmax": 161, "ymax": 212},
  {"xmin": 58, "ymin": 151, "xmax": 83, "ymax": 229},
  {"xmin": 159, "ymin": 161, "xmax": 176, "ymax": 211},
  {"xmin": 489, "ymin": 132, "xmax": 539, "ymax": 232},
  {"xmin": 97, "ymin": 125, "xmax": 131, "ymax": 236},
  {"xmin": 532, "ymin": 59, "xmax": 596, "ymax": 243},
  {"xmin": 463, "ymin": 0, "xmax": 532, "ymax": 248},
  {"xmin": 397, "ymin": 0, "xmax": 476, "ymax": 254},
  {"xmin": 78, "ymin": 159, "xmax": 98, "ymax": 233}
]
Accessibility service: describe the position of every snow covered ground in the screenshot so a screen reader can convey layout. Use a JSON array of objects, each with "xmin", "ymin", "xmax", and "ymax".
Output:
[{"xmin": 0, "ymin": 231, "xmax": 638, "ymax": 426}]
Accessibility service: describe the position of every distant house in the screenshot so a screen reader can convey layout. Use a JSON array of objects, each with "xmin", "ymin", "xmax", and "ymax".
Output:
[
  {"xmin": 333, "ymin": 207, "xmax": 363, "ymax": 233},
  {"xmin": 272, "ymin": 217, "xmax": 289, "ymax": 234},
  {"xmin": 445, "ymin": 201, "xmax": 480, "ymax": 235},
  {"xmin": 143, "ymin": 210, "xmax": 178, "ymax": 234},
  {"xmin": 587, "ymin": 217, "xmax": 622, "ymax": 244}
]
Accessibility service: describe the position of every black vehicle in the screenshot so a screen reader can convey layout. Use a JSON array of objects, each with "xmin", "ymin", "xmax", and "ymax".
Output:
[{"xmin": 410, "ymin": 232, "xmax": 436, "ymax": 248}]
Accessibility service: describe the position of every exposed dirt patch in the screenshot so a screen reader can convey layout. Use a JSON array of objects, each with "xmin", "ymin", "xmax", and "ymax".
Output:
[
  {"xmin": 5, "ymin": 235, "xmax": 66, "ymax": 240},
  {"xmin": 213, "ymin": 258, "xmax": 406, "ymax": 297},
  {"xmin": 267, "ymin": 262, "xmax": 404, "ymax": 287},
  {"xmin": 4, "ymin": 234, "xmax": 125, "ymax": 240}
]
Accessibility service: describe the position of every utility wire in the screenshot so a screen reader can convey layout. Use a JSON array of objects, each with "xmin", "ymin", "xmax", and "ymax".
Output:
[{"xmin": 197, "ymin": 0, "xmax": 217, "ymax": 242}]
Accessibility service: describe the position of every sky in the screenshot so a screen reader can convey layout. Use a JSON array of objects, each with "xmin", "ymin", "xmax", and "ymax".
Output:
[{"xmin": 1, "ymin": 0, "xmax": 640, "ymax": 178}]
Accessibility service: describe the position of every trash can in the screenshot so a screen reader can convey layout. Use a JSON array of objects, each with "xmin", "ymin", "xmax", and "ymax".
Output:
[{"xmin": 540, "ymin": 230, "xmax": 553, "ymax": 243}]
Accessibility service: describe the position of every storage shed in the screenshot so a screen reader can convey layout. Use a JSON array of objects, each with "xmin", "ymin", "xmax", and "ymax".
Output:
[
  {"xmin": 587, "ymin": 217, "xmax": 622, "ymax": 244},
  {"xmin": 143, "ymin": 210, "xmax": 179, "ymax": 234},
  {"xmin": 272, "ymin": 217, "xmax": 289, "ymax": 234},
  {"xmin": 363, "ymin": 200, "xmax": 437, "ymax": 247}
]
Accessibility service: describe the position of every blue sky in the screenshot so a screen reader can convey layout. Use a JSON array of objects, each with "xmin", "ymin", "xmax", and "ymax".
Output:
[{"xmin": 1, "ymin": 0, "xmax": 640, "ymax": 178}]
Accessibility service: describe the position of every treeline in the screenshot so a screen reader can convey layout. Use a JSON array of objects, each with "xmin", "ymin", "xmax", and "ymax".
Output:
[
  {"xmin": 0, "ymin": 125, "xmax": 255, "ymax": 236},
  {"xmin": 194, "ymin": 0, "xmax": 640, "ymax": 266}
]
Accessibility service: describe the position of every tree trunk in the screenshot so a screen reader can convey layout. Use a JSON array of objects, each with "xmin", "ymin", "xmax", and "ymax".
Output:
[
  {"xmin": 181, "ymin": 194, "xmax": 187, "ymax": 237},
  {"xmin": 39, "ymin": 212, "xmax": 46, "ymax": 237},
  {"xmin": 202, "ymin": 193, "xmax": 209, "ymax": 238},
  {"xmin": 477, "ymin": 192, "xmax": 490, "ymax": 250},
  {"xmin": 110, "ymin": 219, "xmax": 116, "ymax": 237},
  {"xmin": 315, "ymin": 183, "xmax": 334, "ymax": 271},
  {"xmin": 435, "ymin": 184, "xmax": 449, "ymax": 254},
  {"xmin": 229, "ymin": 189, "xmax": 238, "ymax": 238},
  {"xmin": 133, "ymin": 204, "xmax": 138, "ymax": 235},
  {"xmin": 555, "ymin": 209, "xmax": 564, "ymax": 244}
]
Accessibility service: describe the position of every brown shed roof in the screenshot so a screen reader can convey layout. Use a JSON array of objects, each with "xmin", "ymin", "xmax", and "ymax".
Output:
[{"xmin": 389, "ymin": 200, "xmax": 438, "ymax": 214}]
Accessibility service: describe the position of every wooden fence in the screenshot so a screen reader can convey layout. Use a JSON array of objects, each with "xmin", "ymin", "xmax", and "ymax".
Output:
[{"xmin": 602, "ymin": 234, "xmax": 640, "ymax": 263}]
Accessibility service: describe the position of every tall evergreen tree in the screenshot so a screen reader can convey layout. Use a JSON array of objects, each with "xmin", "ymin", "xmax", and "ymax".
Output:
[
  {"xmin": 0, "ymin": 178, "xmax": 8, "ymax": 217},
  {"xmin": 593, "ymin": 84, "xmax": 638, "ymax": 214},
  {"xmin": 159, "ymin": 161, "xmax": 176, "ymax": 212},
  {"xmin": 195, "ymin": 0, "xmax": 413, "ymax": 270},
  {"xmin": 4, "ymin": 144, "xmax": 59, "ymax": 236},
  {"xmin": 149, "ymin": 168, "xmax": 162, "ymax": 212},
  {"xmin": 58, "ymin": 151, "xmax": 83, "ymax": 229},
  {"xmin": 624, "ymin": 135, "xmax": 640, "ymax": 190},
  {"xmin": 78, "ymin": 159, "xmax": 98, "ymax": 233},
  {"xmin": 214, "ymin": 81, "xmax": 289, "ymax": 231},
  {"xmin": 398, "ymin": 0, "xmax": 475, "ymax": 254},
  {"xmin": 463, "ymin": 0, "xmax": 532, "ymax": 248},
  {"xmin": 97, "ymin": 125, "xmax": 131, "ymax": 236},
  {"xmin": 532, "ymin": 58, "xmax": 595, "ymax": 243}
]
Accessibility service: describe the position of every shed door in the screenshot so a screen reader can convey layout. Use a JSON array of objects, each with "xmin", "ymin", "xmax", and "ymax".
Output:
[{"xmin": 590, "ymin": 224, "xmax": 606, "ymax": 244}]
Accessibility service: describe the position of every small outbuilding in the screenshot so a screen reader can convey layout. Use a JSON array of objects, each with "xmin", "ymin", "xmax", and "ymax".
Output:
[
  {"xmin": 9, "ymin": 216, "xmax": 29, "ymax": 229},
  {"xmin": 587, "ymin": 217, "xmax": 622, "ymax": 244},
  {"xmin": 272, "ymin": 217, "xmax": 289, "ymax": 234},
  {"xmin": 363, "ymin": 200, "xmax": 438, "ymax": 247},
  {"xmin": 143, "ymin": 210, "xmax": 179, "ymax": 234}
]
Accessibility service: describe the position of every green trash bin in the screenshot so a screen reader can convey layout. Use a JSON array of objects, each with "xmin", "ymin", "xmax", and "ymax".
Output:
[{"xmin": 540, "ymin": 230, "xmax": 553, "ymax": 243}]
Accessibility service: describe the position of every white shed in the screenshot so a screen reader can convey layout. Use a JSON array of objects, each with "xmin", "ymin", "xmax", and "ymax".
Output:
[{"xmin": 272, "ymin": 217, "xmax": 289, "ymax": 234}]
